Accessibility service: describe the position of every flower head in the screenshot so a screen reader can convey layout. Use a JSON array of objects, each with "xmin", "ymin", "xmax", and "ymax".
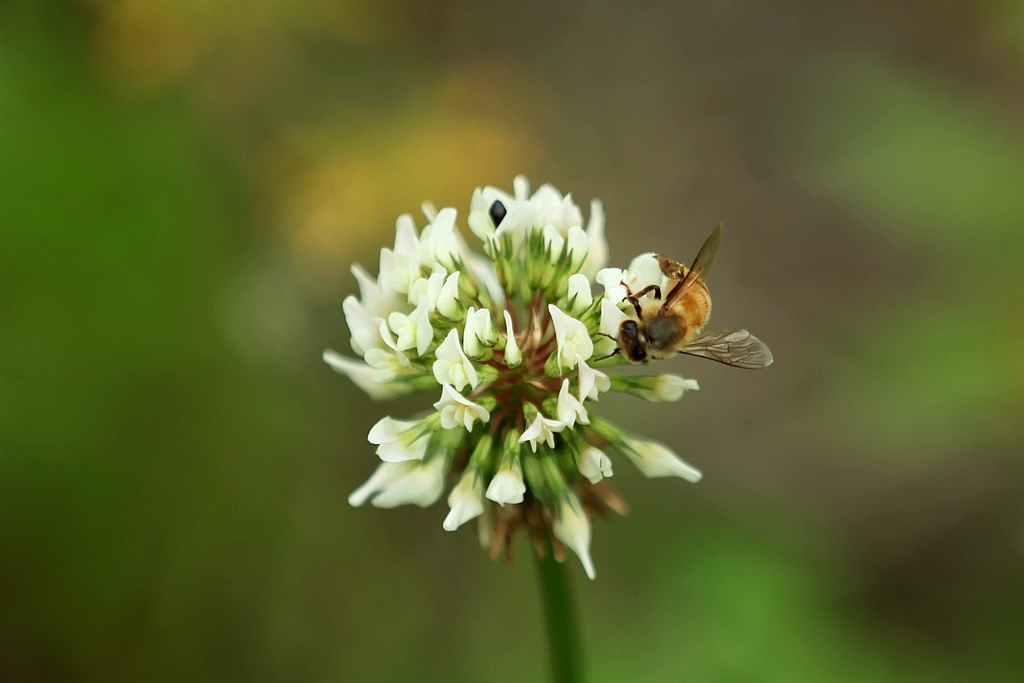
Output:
[{"xmin": 324, "ymin": 176, "xmax": 735, "ymax": 579}]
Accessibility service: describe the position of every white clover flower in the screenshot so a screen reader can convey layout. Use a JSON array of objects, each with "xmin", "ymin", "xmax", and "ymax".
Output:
[
  {"xmin": 324, "ymin": 176, "xmax": 763, "ymax": 580},
  {"xmin": 566, "ymin": 226, "xmax": 589, "ymax": 273},
  {"xmin": 591, "ymin": 417, "xmax": 702, "ymax": 483},
  {"xmin": 432, "ymin": 329, "xmax": 479, "ymax": 391},
  {"xmin": 556, "ymin": 379, "xmax": 589, "ymax": 428},
  {"xmin": 575, "ymin": 446, "xmax": 613, "ymax": 485},
  {"xmin": 552, "ymin": 493, "xmax": 595, "ymax": 580},
  {"xmin": 436, "ymin": 271, "xmax": 462, "ymax": 320},
  {"xmin": 463, "ymin": 306, "xmax": 496, "ymax": 359},
  {"xmin": 596, "ymin": 252, "xmax": 664, "ymax": 311},
  {"xmin": 408, "ymin": 264, "xmax": 447, "ymax": 312},
  {"xmin": 548, "ymin": 305, "xmax": 593, "ymax": 374},
  {"xmin": 530, "ymin": 183, "xmax": 584, "ymax": 233},
  {"xmin": 389, "ymin": 217, "xmax": 422, "ymax": 296},
  {"xmin": 581, "ymin": 199, "xmax": 607, "ymax": 279},
  {"xmin": 387, "ymin": 304, "xmax": 433, "ymax": 356},
  {"xmin": 434, "ymin": 383, "xmax": 490, "ymax": 431},
  {"xmin": 543, "ymin": 225, "xmax": 566, "ymax": 264},
  {"xmin": 443, "ymin": 468, "xmax": 485, "ymax": 531},
  {"xmin": 486, "ymin": 459, "xmax": 525, "ymax": 506},
  {"xmin": 501, "ymin": 310, "xmax": 521, "ymax": 367},
  {"xmin": 565, "ymin": 273, "xmax": 593, "ymax": 315},
  {"xmin": 351, "ymin": 263, "xmax": 393, "ymax": 318},
  {"xmin": 322, "ymin": 350, "xmax": 414, "ymax": 400},
  {"xmin": 349, "ymin": 456, "xmax": 448, "ymax": 509},
  {"xmin": 367, "ymin": 416, "xmax": 433, "ymax": 462},
  {"xmin": 622, "ymin": 437, "xmax": 703, "ymax": 482},
  {"xmin": 520, "ymin": 412, "xmax": 566, "ymax": 453},
  {"xmin": 343, "ymin": 295, "xmax": 384, "ymax": 356},
  {"xmin": 420, "ymin": 207, "xmax": 461, "ymax": 271},
  {"xmin": 577, "ymin": 357, "xmax": 610, "ymax": 403}
]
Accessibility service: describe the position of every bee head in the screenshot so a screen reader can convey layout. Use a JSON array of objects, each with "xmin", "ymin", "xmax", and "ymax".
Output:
[{"xmin": 617, "ymin": 319, "xmax": 648, "ymax": 363}]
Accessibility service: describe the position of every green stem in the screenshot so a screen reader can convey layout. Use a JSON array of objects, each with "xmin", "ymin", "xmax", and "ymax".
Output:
[{"xmin": 534, "ymin": 534, "xmax": 586, "ymax": 683}]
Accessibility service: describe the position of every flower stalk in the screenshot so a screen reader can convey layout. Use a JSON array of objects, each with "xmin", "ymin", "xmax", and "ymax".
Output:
[{"xmin": 535, "ymin": 532, "xmax": 585, "ymax": 683}]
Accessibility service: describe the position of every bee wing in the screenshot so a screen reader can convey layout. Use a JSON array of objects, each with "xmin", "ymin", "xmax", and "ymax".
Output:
[
  {"xmin": 679, "ymin": 329, "xmax": 774, "ymax": 369},
  {"xmin": 662, "ymin": 224, "xmax": 722, "ymax": 309}
]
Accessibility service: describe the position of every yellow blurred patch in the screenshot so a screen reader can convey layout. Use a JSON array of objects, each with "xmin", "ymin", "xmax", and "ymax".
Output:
[{"xmin": 278, "ymin": 60, "xmax": 551, "ymax": 296}]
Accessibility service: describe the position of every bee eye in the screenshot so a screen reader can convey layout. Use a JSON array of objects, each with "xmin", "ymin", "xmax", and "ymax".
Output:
[
  {"xmin": 489, "ymin": 200, "xmax": 507, "ymax": 227},
  {"xmin": 631, "ymin": 346, "xmax": 647, "ymax": 362}
]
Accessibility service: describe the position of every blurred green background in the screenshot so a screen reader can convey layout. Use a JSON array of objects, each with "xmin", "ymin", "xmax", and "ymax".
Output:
[{"xmin": 2, "ymin": 1, "xmax": 1022, "ymax": 681}]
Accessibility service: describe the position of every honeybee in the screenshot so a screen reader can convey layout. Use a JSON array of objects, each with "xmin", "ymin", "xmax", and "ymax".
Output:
[{"xmin": 613, "ymin": 225, "xmax": 773, "ymax": 369}]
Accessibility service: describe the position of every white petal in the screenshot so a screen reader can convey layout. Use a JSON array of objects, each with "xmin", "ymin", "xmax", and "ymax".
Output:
[
  {"xmin": 582, "ymin": 199, "xmax": 608, "ymax": 279},
  {"xmin": 343, "ymin": 296, "xmax": 383, "ymax": 356},
  {"xmin": 485, "ymin": 461, "xmax": 525, "ymax": 506},
  {"xmin": 513, "ymin": 175, "xmax": 530, "ymax": 201},
  {"xmin": 577, "ymin": 356, "xmax": 611, "ymax": 402},
  {"xmin": 367, "ymin": 416, "xmax": 430, "ymax": 462},
  {"xmin": 422, "ymin": 208, "xmax": 460, "ymax": 270},
  {"xmin": 654, "ymin": 375, "xmax": 699, "ymax": 402},
  {"xmin": 366, "ymin": 416, "xmax": 413, "ymax": 445},
  {"xmin": 351, "ymin": 263, "xmax": 391, "ymax": 318},
  {"xmin": 414, "ymin": 305, "xmax": 433, "ymax": 356},
  {"xmin": 566, "ymin": 225, "xmax": 588, "ymax": 271},
  {"xmin": 575, "ymin": 446, "xmax": 613, "ymax": 485},
  {"xmin": 502, "ymin": 309, "xmax": 521, "ymax": 367},
  {"xmin": 432, "ymin": 329, "xmax": 478, "ymax": 391},
  {"xmin": 394, "ymin": 214, "xmax": 419, "ymax": 256},
  {"xmin": 623, "ymin": 437, "xmax": 703, "ymax": 482},
  {"xmin": 566, "ymin": 273, "xmax": 593, "ymax": 314},
  {"xmin": 599, "ymin": 297, "xmax": 627, "ymax": 337},
  {"xmin": 556, "ymin": 379, "xmax": 588, "ymax": 428},
  {"xmin": 443, "ymin": 470, "xmax": 485, "ymax": 531},
  {"xmin": 322, "ymin": 350, "xmax": 414, "ymax": 400},
  {"xmin": 436, "ymin": 271, "xmax": 461, "ymax": 319},
  {"xmin": 596, "ymin": 267, "xmax": 627, "ymax": 305},
  {"xmin": 543, "ymin": 225, "xmax": 565, "ymax": 260},
  {"xmin": 548, "ymin": 304, "xmax": 593, "ymax": 371},
  {"xmin": 519, "ymin": 413, "xmax": 566, "ymax": 453},
  {"xmin": 433, "ymin": 384, "xmax": 490, "ymax": 431},
  {"xmin": 552, "ymin": 493, "xmax": 596, "ymax": 580},
  {"xmin": 371, "ymin": 456, "xmax": 448, "ymax": 508},
  {"xmin": 348, "ymin": 461, "xmax": 400, "ymax": 507},
  {"xmin": 626, "ymin": 252, "xmax": 661, "ymax": 288}
]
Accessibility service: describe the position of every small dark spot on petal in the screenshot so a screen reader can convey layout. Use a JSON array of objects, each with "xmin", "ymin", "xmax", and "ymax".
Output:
[{"xmin": 489, "ymin": 200, "xmax": 507, "ymax": 227}]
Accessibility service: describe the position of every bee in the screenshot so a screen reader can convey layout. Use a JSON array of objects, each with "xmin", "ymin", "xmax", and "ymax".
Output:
[{"xmin": 613, "ymin": 225, "xmax": 773, "ymax": 369}]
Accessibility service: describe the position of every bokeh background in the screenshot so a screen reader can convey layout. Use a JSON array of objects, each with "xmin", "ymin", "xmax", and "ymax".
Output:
[{"xmin": 2, "ymin": 1, "xmax": 1023, "ymax": 681}]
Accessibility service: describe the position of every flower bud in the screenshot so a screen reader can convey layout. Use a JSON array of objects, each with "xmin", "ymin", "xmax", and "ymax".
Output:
[
  {"xmin": 608, "ymin": 374, "xmax": 699, "ymax": 402},
  {"xmin": 436, "ymin": 271, "xmax": 462, "ymax": 320},
  {"xmin": 501, "ymin": 310, "xmax": 522, "ymax": 367},
  {"xmin": 463, "ymin": 306, "xmax": 497, "ymax": 359}
]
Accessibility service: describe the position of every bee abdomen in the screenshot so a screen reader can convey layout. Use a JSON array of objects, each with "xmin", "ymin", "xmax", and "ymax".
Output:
[{"xmin": 645, "ymin": 314, "xmax": 687, "ymax": 351}]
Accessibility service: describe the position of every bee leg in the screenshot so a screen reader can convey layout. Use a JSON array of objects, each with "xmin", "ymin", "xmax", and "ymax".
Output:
[
  {"xmin": 625, "ymin": 296, "xmax": 644, "ymax": 318},
  {"xmin": 593, "ymin": 347, "xmax": 621, "ymax": 361},
  {"xmin": 632, "ymin": 284, "xmax": 662, "ymax": 301}
]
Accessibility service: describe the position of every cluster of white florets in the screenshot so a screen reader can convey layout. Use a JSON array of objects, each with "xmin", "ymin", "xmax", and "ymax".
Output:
[{"xmin": 324, "ymin": 176, "xmax": 702, "ymax": 579}]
